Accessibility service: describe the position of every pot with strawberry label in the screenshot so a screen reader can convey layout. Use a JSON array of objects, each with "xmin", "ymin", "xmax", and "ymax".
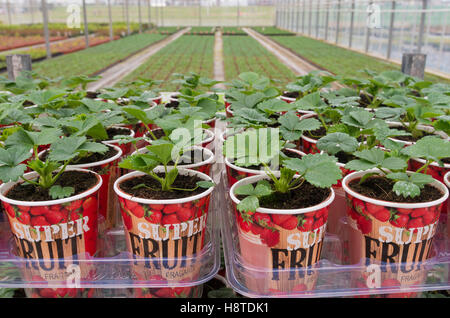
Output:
[
  {"xmin": 113, "ymin": 168, "xmax": 215, "ymax": 284},
  {"xmin": 342, "ymin": 169, "xmax": 448, "ymax": 265},
  {"xmin": 444, "ymin": 172, "xmax": 450, "ymax": 250},
  {"xmin": 132, "ymin": 146, "xmax": 215, "ymax": 177},
  {"xmin": 229, "ymin": 173, "xmax": 335, "ymax": 294},
  {"xmin": 0, "ymin": 168, "xmax": 102, "ymax": 294},
  {"xmin": 387, "ymin": 122, "xmax": 449, "ymax": 148}
]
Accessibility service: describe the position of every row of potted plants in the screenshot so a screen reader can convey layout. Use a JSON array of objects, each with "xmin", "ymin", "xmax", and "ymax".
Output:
[
  {"xmin": 0, "ymin": 71, "xmax": 223, "ymax": 298},
  {"xmin": 0, "ymin": 69, "xmax": 448, "ymax": 298},
  {"xmin": 221, "ymin": 70, "xmax": 450, "ymax": 296}
]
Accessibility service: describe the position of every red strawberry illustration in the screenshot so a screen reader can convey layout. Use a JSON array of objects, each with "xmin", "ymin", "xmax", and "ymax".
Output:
[
  {"xmin": 31, "ymin": 215, "xmax": 50, "ymax": 229},
  {"xmin": 280, "ymin": 216, "xmax": 298, "ymax": 230},
  {"xmin": 45, "ymin": 210, "xmax": 65, "ymax": 225},
  {"xmin": 3, "ymin": 203, "xmax": 15, "ymax": 218},
  {"xmin": 313, "ymin": 216, "xmax": 325, "ymax": 230},
  {"xmin": 396, "ymin": 208, "xmax": 413, "ymax": 215},
  {"xmin": 410, "ymin": 208, "xmax": 427, "ymax": 218},
  {"xmin": 272, "ymin": 214, "xmax": 292, "ymax": 226},
  {"xmin": 17, "ymin": 211, "xmax": 31, "ymax": 225},
  {"xmin": 250, "ymin": 223, "xmax": 265, "ymax": 235},
  {"xmin": 145, "ymin": 209, "xmax": 162, "ymax": 224},
  {"xmin": 407, "ymin": 217, "xmax": 423, "ymax": 229},
  {"xmin": 121, "ymin": 210, "xmax": 133, "ymax": 230},
  {"xmin": 422, "ymin": 210, "xmax": 435, "ymax": 225},
  {"xmin": 239, "ymin": 219, "xmax": 251, "ymax": 232},
  {"xmin": 162, "ymin": 214, "xmax": 179, "ymax": 226},
  {"xmin": 374, "ymin": 208, "xmax": 391, "ymax": 222},
  {"xmin": 366, "ymin": 204, "xmax": 386, "ymax": 216},
  {"xmin": 253, "ymin": 213, "xmax": 273, "ymax": 227},
  {"xmin": 39, "ymin": 288, "xmax": 57, "ymax": 298},
  {"xmin": 390, "ymin": 214, "xmax": 409, "ymax": 228},
  {"xmin": 129, "ymin": 204, "xmax": 145, "ymax": 218},
  {"xmin": 260, "ymin": 228, "xmax": 280, "ymax": 247},
  {"xmin": 298, "ymin": 217, "xmax": 314, "ymax": 232},
  {"xmin": 151, "ymin": 204, "xmax": 165, "ymax": 211},
  {"xmin": 176, "ymin": 208, "xmax": 193, "ymax": 222},
  {"xmin": 357, "ymin": 215, "xmax": 372, "ymax": 234},
  {"xmin": 30, "ymin": 206, "xmax": 51, "ymax": 216},
  {"xmin": 82, "ymin": 197, "xmax": 97, "ymax": 214},
  {"xmin": 163, "ymin": 205, "xmax": 178, "ymax": 215},
  {"xmin": 66, "ymin": 199, "xmax": 83, "ymax": 211}
]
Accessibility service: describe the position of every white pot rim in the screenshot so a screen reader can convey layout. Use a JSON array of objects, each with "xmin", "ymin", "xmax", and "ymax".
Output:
[
  {"xmin": 301, "ymin": 133, "xmax": 318, "ymax": 144},
  {"xmin": 342, "ymin": 169, "xmax": 449, "ymax": 209},
  {"xmin": 38, "ymin": 143, "xmax": 123, "ymax": 169},
  {"xmin": 0, "ymin": 168, "xmax": 103, "ymax": 206},
  {"xmin": 225, "ymin": 148, "xmax": 306, "ymax": 175},
  {"xmin": 114, "ymin": 168, "xmax": 214, "ymax": 205},
  {"xmin": 132, "ymin": 145, "xmax": 215, "ymax": 169},
  {"xmin": 103, "ymin": 126, "xmax": 135, "ymax": 145},
  {"xmin": 387, "ymin": 121, "xmax": 450, "ymax": 145},
  {"xmin": 410, "ymin": 157, "xmax": 450, "ymax": 169},
  {"xmin": 444, "ymin": 171, "xmax": 450, "ymax": 189},
  {"xmin": 229, "ymin": 172, "xmax": 335, "ymax": 215},
  {"xmin": 145, "ymin": 128, "xmax": 215, "ymax": 145}
]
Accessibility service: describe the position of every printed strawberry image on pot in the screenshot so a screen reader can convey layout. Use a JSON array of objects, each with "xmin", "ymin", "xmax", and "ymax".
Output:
[
  {"xmin": 114, "ymin": 168, "xmax": 214, "ymax": 283},
  {"xmin": 444, "ymin": 172, "xmax": 450, "ymax": 251},
  {"xmin": 229, "ymin": 174, "xmax": 334, "ymax": 294}
]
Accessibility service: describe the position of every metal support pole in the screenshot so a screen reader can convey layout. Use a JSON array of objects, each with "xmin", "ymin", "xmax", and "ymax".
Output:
[
  {"xmin": 349, "ymin": 0, "xmax": 355, "ymax": 47},
  {"xmin": 417, "ymin": 0, "xmax": 427, "ymax": 53},
  {"xmin": 237, "ymin": 0, "xmax": 240, "ymax": 27},
  {"xmin": 365, "ymin": 1, "xmax": 372, "ymax": 52},
  {"xmin": 316, "ymin": 0, "xmax": 320, "ymax": 38},
  {"xmin": 108, "ymin": 0, "xmax": 113, "ymax": 41},
  {"xmin": 296, "ymin": 0, "xmax": 301, "ymax": 33},
  {"xmin": 125, "ymin": 0, "xmax": 130, "ymax": 35},
  {"xmin": 6, "ymin": 1, "xmax": 11, "ymax": 25},
  {"xmin": 308, "ymin": 0, "xmax": 312, "ymax": 36},
  {"xmin": 138, "ymin": 0, "xmax": 142, "ymax": 33},
  {"xmin": 41, "ymin": 0, "xmax": 51, "ymax": 59},
  {"xmin": 386, "ymin": 0, "xmax": 396, "ymax": 59},
  {"xmin": 401, "ymin": 53, "xmax": 426, "ymax": 79},
  {"xmin": 29, "ymin": 0, "xmax": 34, "ymax": 24},
  {"xmin": 82, "ymin": 0, "xmax": 89, "ymax": 48},
  {"xmin": 302, "ymin": 0, "xmax": 305, "ymax": 33},
  {"xmin": 199, "ymin": 0, "xmax": 202, "ymax": 27},
  {"xmin": 6, "ymin": 55, "xmax": 32, "ymax": 81},
  {"xmin": 335, "ymin": 0, "xmax": 341, "ymax": 44},
  {"xmin": 324, "ymin": 2, "xmax": 329, "ymax": 40},
  {"xmin": 148, "ymin": 0, "xmax": 151, "ymax": 26}
]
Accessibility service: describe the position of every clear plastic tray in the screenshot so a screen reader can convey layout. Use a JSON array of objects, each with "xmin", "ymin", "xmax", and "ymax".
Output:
[
  {"xmin": 220, "ymin": 170, "xmax": 450, "ymax": 298},
  {"xmin": 0, "ymin": 186, "xmax": 221, "ymax": 289}
]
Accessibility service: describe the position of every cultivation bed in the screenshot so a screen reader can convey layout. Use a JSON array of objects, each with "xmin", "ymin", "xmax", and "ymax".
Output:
[
  {"xmin": 222, "ymin": 35, "xmax": 297, "ymax": 86},
  {"xmin": 120, "ymin": 35, "xmax": 215, "ymax": 91}
]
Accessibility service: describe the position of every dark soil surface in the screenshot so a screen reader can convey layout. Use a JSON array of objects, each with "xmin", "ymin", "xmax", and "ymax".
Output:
[
  {"xmin": 106, "ymin": 127, "xmax": 131, "ymax": 140},
  {"xmin": 238, "ymin": 180, "xmax": 331, "ymax": 210},
  {"xmin": 40, "ymin": 145, "xmax": 118, "ymax": 165},
  {"xmin": 348, "ymin": 175, "xmax": 443, "ymax": 203},
  {"xmin": 6, "ymin": 170, "xmax": 98, "ymax": 202},
  {"xmin": 119, "ymin": 173, "xmax": 208, "ymax": 200}
]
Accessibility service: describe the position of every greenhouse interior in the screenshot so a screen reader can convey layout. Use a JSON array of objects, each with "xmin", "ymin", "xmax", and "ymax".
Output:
[{"xmin": 0, "ymin": 0, "xmax": 449, "ymax": 301}]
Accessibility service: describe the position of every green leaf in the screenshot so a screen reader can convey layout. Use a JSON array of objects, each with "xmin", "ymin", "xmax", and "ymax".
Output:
[
  {"xmin": 145, "ymin": 143, "xmax": 175, "ymax": 166},
  {"xmin": 0, "ymin": 146, "xmax": 32, "ymax": 166},
  {"xmin": 392, "ymin": 181, "xmax": 421, "ymax": 198},
  {"xmin": 401, "ymin": 136, "xmax": 450, "ymax": 163},
  {"xmin": 316, "ymin": 132, "xmax": 358, "ymax": 155},
  {"xmin": 237, "ymin": 195, "xmax": 260, "ymax": 212},
  {"xmin": 381, "ymin": 157, "xmax": 408, "ymax": 170},
  {"xmin": 341, "ymin": 110, "xmax": 374, "ymax": 128},
  {"xmin": 49, "ymin": 185, "xmax": 75, "ymax": 199},
  {"xmin": 197, "ymin": 181, "xmax": 215, "ymax": 189},
  {"xmin": 0, "ymin": 165, "xmax": 27, "ymax": 183},
  {"xmin": 284, "ymin": 153, "xmax": 341, "ymax": 188}
]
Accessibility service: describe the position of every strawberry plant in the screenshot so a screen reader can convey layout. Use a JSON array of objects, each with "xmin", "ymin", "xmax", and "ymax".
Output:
[
  {"xmin": 0, "ymin": 126, "xmax": 108, "ymax": 199},
  {"xmin": 345, "ymin": 136, "xmax": 450, "ymax": 198}
]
